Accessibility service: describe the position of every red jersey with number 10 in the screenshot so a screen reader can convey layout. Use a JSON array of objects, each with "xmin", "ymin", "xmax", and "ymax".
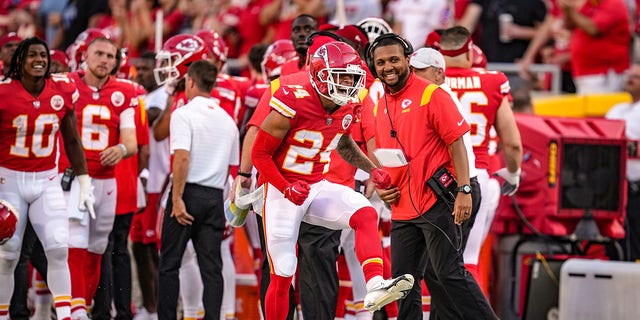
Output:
[
  {"xmin": 444, "ymin": 67, "xmax": 510, "ymax": 169},
  {"xmin": 268, "ymin": 78, "xmax": 357, "ymax": 186},
  {"xmin": 0, "ymin": 75, "xmax": 78, "ymax": 172}
]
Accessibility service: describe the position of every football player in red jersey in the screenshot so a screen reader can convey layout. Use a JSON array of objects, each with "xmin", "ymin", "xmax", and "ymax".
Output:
[
  {"xmin": 439, "ymin": 26, "xmax": 522, "ymax": 287},
  {"xmin": 57, "ymin": 36, "xmax": 139, "ymax": 320},
  {"xmin": 233, "ymin": 35, "xmax": 346, "ymax": 319},
  {"xmin": 252, "ymin": 42, "xmax": 414, "ymax": 320},
  {"xmin": 0, "ymin": 37, "xmax": 90, "ymax": 320}
]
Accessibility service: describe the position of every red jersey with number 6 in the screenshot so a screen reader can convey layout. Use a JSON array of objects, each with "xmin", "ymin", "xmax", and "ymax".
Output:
[
  {"xmin": 444, "ymin": 67, "xmax": 510, "ymax": 169},
  {"xmin": 0, "ymin": 75, "xmax": 78, "ymax": 172},
  {"xmin": 267, "ymin": 79, "xmax": 357, "ymax": 186},
  {"xmin": 58, "ymin": 72, "xmax": 138, "ymax": 178}
]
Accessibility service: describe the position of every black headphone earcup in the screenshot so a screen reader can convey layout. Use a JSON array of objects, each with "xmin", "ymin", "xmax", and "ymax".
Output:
[{"xmin": 365, "ymin": 44, "xmax": 377, "ymax": 79}]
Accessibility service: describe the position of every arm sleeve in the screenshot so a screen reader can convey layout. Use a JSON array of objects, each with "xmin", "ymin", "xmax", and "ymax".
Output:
[
  {"xmin": 119, "ymin": 107, "xmax": 136, "ymax": 129},
  {"xmin": 251, "ymin": 128, "xmax": 290, "ymax": 192}
]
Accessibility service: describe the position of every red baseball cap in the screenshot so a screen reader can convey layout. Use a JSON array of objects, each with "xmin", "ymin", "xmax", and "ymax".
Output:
[
  {"xmin": 0, "ymin": 33, "xmax": 23, "ymax": 48},
  {"xmin": 335, "ymin": 25, "xmax": 368, "ymax": 49},
  {"xmin": 49, "ymin": 49, "xmax": 69, "ymax": 67}
]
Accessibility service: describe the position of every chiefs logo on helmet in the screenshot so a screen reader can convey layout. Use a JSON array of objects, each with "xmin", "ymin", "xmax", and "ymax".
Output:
[{"xmin": 0, "ymin": 199, "xmax": 18, "ymax": 245}]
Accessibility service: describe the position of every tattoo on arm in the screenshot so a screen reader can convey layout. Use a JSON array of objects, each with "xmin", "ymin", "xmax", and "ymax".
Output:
[{"xmin": 336, "ymin": 135, "xmax": 375, "ymax": 173}]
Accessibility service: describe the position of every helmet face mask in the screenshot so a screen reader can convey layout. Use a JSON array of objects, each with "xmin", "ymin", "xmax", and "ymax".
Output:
[
  {"xmin": 153, "ymin": 34, "xmax": 208, "ymax": 86},
  {"xmin": 310, "ymin": 42, "xmax": 366, "ymax": 106},
  {"xmin": 153, "ymin": 50, "xmax": 183, "ymax": 86}
]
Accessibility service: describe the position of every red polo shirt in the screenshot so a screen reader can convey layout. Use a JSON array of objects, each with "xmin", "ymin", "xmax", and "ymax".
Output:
[{"xmin": 374, "ymin": 73, "xmax": 469, "ymax": 220}]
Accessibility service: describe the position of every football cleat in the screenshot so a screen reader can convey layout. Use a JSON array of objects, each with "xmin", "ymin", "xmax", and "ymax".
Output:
[{"xmin": 364, "ymin": 274, "xmax": 414, "ymax": 312}]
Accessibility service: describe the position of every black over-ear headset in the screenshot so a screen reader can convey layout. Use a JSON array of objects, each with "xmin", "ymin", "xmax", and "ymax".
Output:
[{"xmin": 365, "ymin": 33, "xmax": 413, "ymax": 78}]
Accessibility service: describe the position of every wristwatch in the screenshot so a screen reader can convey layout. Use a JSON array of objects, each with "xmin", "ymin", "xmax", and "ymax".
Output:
[{"xmin": 458, "ymin": 184, "xmax": 472, "ymax": 194}]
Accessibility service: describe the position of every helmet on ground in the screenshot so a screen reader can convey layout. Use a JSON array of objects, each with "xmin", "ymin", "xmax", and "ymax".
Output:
[{"xmin": 0, "ymin": 199, "xmax": 18, "ymax": 245}]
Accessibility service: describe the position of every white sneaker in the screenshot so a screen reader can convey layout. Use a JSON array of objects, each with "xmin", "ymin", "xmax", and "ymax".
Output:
[
  {"xmin": 363, "ymin": 274, "xmax": 414, "ymax": 312},
  {"xmin": 133, "ymin": 307, "xmax": 149, "ymax": 320}
]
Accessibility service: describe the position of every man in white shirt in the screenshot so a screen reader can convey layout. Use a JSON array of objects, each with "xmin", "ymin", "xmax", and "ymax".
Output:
[
  {"xmin": 157, "ymin": 60, "xmax": 240, "ymax": 320},
  {"xmin": 606, "ymin": 63, "xmax": 640, "ymax": 261}
]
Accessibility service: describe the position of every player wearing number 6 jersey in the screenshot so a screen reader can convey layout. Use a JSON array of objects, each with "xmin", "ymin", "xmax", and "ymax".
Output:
[
  {"xmin": 252, "ymin": 41, "xmax": 414, "ymax": 319},
  {"xmin": 440, "ymin": 26, "xmax": 523, "ymax": 285},
  {"xmin": 0, "ymin": 37, "xmax": 90, "ymax": 320},
  {"xmin": 57, "ymin": 36, "xmax": 138, "ymax": 320}
]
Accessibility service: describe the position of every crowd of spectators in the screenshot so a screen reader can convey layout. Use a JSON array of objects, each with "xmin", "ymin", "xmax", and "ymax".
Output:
[{"xmin": 0, "ymin": 0, "xmax": 636, "ymax": 95}]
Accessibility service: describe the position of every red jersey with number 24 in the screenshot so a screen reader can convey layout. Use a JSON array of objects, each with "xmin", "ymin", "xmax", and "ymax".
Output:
[{"xmin": 268, "ymin": 78, "xmax": 356, "ymax": 186}]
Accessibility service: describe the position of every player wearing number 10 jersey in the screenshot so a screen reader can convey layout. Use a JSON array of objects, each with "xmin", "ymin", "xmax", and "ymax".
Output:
[
  {"xmin": 440, "ymin": 27, "xmax": 522, "ymax": 284},
  {"xmin": 57, "ymin": 37, "xmax": 138, "ymax": 320},
  {"xmin": 0, "ymin": 37, "xmax": 90, "ymax": 320}
]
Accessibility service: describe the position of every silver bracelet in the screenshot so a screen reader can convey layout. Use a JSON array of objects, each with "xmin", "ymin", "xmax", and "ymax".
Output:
[{"xmin": 117, "ymin": 143, "xmax": 127, "ymax": 156}]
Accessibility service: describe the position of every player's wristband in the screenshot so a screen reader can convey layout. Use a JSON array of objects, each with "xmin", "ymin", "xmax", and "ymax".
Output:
[
  {"xmin": 237, "ymin": 171, "xmax": 252, "ymax": 178},
  {"xmin": 117, "ymin": 143, "xmax": 127, "ymax": 157}
]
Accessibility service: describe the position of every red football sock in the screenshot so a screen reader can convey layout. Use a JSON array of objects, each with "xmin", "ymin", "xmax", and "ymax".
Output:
[
  {"xmin": 84, "ymin": 252, "xmax": 103, "ymax": 306},
  {"xmin": 265, "ymin": 274, "xmax": 292, "ymax": 320},
  {"xmin": 68, "ymin": 248, "xmax": 87, "ymax": 314},
  {"xmin": 335, "ymin": 253, "xmax": 351, "ymax": 318},
  {"xmin": 349, "ymin": 207, "xmax": 384, "ymax": 282},
  {"xmin": 422, "ymin": 279, "xmax": 431, "ymax": 313}
]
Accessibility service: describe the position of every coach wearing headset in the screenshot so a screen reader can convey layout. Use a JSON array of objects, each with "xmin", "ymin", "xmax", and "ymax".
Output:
[{"xmin": 367, "ymin": 33, "xmax": 497, "ymax": 319}]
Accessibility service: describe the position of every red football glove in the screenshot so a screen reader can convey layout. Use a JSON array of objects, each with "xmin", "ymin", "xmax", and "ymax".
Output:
[
  {"xmin": 371, "ymin": 168, "xmax": 392, "ymax": 189},
  {"xmin": 283, "ymin": 181, "xmax": 311, "ymax": 205}
]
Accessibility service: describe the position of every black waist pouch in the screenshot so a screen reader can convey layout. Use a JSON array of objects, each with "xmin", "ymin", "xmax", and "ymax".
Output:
[{"xmin": 426, "ymin": 166, "xmax": 458, "ymax": 205}]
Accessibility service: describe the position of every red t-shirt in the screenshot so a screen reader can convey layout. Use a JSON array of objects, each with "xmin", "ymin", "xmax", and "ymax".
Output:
[
  {"xmin": 570, "ymin": 0, "xmax": 630, "ymax": 76},
  {"xmin": 374, "ymin": 73, "xmax": 469, "ymax": 220},
  {"xmin": 444, "ymin": 67, "xmax": 510, "ymax": 169},
  {"xmin": 59, "ymin": 73, "xmax": 138, "ymax": 178},
  {"xmin": 0, "ymin": 75, "xmax": 78, "ymax": 172}
]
